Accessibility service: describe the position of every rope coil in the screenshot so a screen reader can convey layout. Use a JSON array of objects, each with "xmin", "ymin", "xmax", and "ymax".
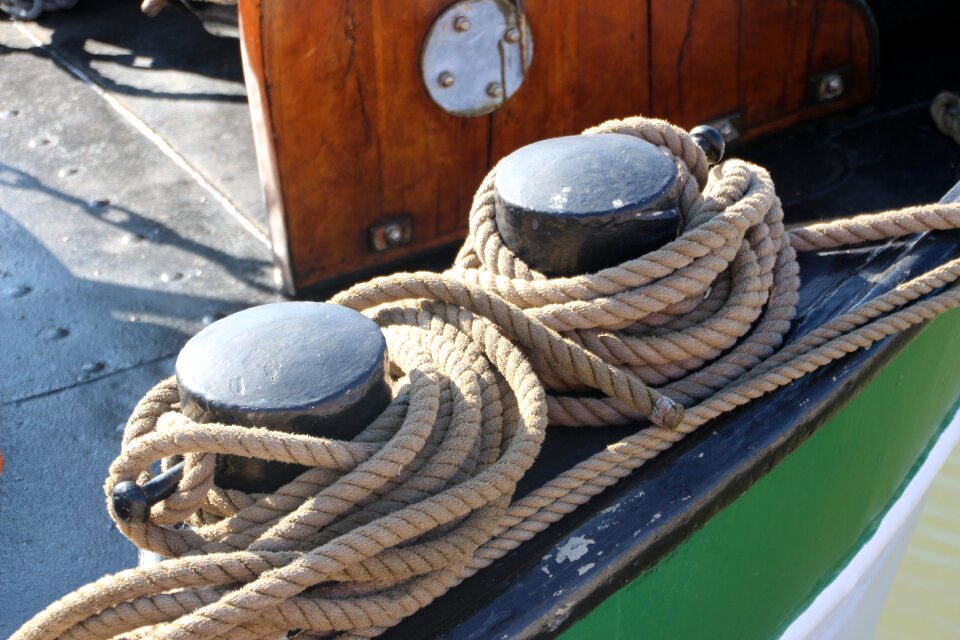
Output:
[{"xmin": 14, "ymin": 116, "xmax": 960, "ymax": 640}]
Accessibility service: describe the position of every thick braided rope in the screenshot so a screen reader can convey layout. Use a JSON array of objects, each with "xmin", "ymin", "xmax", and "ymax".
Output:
[
  {"xmin": 452, "ymin": 117, "xmax": 800, "ymax": 425},
  {"xmin": 14, "ymin": 115, "xmax": 960, "ymax": 640}
]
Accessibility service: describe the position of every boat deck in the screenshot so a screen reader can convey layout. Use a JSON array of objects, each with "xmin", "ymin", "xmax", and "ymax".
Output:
[
  {"xmin": 2, "ymin": 2, "xmax": 960, "ymax": 637},
  {"xmin": 0, "ymin": 5, "xmax": 278, "ymax": 634}
]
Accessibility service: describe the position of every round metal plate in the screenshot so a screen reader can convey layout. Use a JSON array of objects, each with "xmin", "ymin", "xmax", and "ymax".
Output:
[{"xmin": 421, "ymin": 0, "xmax": 533, "ymax": 118}]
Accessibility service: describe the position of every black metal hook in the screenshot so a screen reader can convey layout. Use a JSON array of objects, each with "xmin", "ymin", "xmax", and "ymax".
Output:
[
  {"xmin": 111, "ymin": 461, "xmax": 184, "ymax": 524},
  {"xmin": 690, "ymin": 125, "xmax": 726, "ymax": 165}
]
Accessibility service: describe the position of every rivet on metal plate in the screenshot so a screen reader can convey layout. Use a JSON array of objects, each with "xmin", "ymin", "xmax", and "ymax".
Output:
[{"xmin": 438, "ymin": 71, "xmax": 456, "ymax": 88}]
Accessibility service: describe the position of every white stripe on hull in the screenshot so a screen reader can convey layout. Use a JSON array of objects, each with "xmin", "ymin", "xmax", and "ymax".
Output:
[{"xmin": 781, "ymin": 405, "xmax": 960, "ymax": 640}]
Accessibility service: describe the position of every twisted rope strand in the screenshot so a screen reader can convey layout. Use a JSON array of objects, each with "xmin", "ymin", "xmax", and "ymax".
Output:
[{"xmin": 13, "ymin": 115, "xmax": 960, "ymax": 640}]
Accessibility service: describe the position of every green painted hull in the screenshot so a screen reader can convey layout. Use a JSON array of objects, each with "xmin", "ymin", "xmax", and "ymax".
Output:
[{"xmin": 562, "ymin": 308, "xmax": 960, "ymax": 639}]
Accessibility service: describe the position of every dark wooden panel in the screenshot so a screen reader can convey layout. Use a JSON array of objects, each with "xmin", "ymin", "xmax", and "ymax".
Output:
[
  {"xmin": 740, "ymin": 0, "xmax": 818, "ymax": 125},
  {"xmin": 265, "ymin": 0, "xmax": 382, "ymax": 284},
  {"xmin": 741, "ymin": 0, "xmax": 874, "ymax": 137},
  {"xmin": 367, "ymin": 1, "xmax": 491, "ymax": 239},
  {"xmin": 490, "ymin": 2, "xmax": 651, "ymax": 160},
  {"xmin": 650, "ymin": 0, "xmax": 742, "ymax": 126},
  {"xmin": 251, "ymin": 0, "xmax": 489, "ymax": 289},
  {"xmin": 241, "ymin": 0, "xmax": 878, "ymax": 293}
]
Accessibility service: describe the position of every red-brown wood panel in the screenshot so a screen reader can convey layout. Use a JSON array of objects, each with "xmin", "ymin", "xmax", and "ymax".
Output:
[
  {"xmin": 367, "ymin": 0, "xmax": 492, "ymax": 239},
  {"xmin": 490, "ymin": 2, "xmax": 651, "ymax": 160},
  {"xmin": 252, "ymin": 0, "xmax": 490, "ymax": 288},
  {"xmin": 810, "ymin": 0, "xmax": 855, "ymax": 74},
  {"xmin": 650, "ymin": 0, "xmax": 742, "ymax": 126},
  {"xmin": 740, "ymin": 1, "xmax": 817, "ymax": 125},
  {"xmin": 740, "ymin": 0, "xmax": 874, "ymax": 137},
  {"xmin": 241, "ymin": 0, "xmax": 877, "ymax": 293}
]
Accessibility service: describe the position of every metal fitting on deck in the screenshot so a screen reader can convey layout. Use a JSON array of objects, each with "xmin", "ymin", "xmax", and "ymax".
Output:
[
  {"xmin": 112, "ymin": 302, "xmax": 391, "ymax": 522},
  {"xmin": 493, "ymin": 133, "xmax": 682, "ymax": 276}
]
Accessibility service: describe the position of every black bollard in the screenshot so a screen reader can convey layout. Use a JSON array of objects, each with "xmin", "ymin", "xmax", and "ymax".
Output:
[
  {"xmin": 494, "ymin": 133, "xmax": 681, "ymax": 276},
  {"xmin": 175, "ymin": 302, "xmax": 391, "ymax": 493},
  {"xmin": 112, "ymin": 302, "xmax": 391, "ymax": 522}
]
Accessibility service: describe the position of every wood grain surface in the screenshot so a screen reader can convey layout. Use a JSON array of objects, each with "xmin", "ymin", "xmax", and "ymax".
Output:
[{"xmin": 240, "ymin": 0, "xmax": 877, "ymax": 293}]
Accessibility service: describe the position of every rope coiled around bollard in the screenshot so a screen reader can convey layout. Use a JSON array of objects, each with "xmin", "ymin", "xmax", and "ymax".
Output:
[{"xmin": 14, "ymin": 116, "xmax": 960, "ymax": 640}]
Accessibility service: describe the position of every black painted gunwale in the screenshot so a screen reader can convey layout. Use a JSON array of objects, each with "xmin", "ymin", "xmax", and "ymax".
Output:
[
  {"xmin": 385, "ymin": 233, "xmax": 960, "ymax": 640},
  {"xmin": 386, "ymin": 100, "xmax": 960, "ymax": 638}
]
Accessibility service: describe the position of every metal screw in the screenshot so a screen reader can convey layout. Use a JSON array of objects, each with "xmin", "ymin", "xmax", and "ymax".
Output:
[
  {"xmin": 384, "ymin": 224, "xmax": 404, "ymax": 247},
  {"xmin": 486, "ymin": 82, "xmax": 504, "ymax": 99},
  {"xmin": 453, "ymin": 15, "xmax": 471, "ymax": 32},
  {"xmin": 817, "ymin": 74, "xmax": 844, "ymax": 101},
  {"xmin": 438, "ymin": 71, "xmax": 455, "ymax": 88},
  {"xmin": 504, "ymin": 27, "xmax": 521, "ymax": 43}
]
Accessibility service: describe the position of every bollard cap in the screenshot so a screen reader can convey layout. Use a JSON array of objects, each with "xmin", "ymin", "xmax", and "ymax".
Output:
[
  {"xmin": 494, "ymin": 133, "xmax": 680, "ymax": 275},
  {"xmin": 175, "ymin": 302, "xmax": 391, "ymax": 491}
]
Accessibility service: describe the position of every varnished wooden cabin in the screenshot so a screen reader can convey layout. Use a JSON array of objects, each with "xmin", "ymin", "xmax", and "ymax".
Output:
[{"xmin": 239, "ymin": 0, "xmax": 877, "ymax": 294}]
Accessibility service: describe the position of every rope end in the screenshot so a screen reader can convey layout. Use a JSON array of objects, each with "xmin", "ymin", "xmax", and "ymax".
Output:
[{"xmin": 651, "ymin": 396, "xmax": 684, "ymax": 429}]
